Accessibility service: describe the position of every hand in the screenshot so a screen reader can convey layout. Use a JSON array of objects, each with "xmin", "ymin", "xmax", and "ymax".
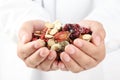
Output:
[
  {"xmin": 59, "ymin": 20, "xmax": 106, "ymax": 73},
  {"xmin": 17, "ymin": 20, "xmax": 59, "ymax": 71}
]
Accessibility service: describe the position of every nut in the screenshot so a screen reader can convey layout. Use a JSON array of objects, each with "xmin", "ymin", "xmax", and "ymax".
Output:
[{"xmin": 32, "ymin": 22, "xmax": 92, "ymax": 61}]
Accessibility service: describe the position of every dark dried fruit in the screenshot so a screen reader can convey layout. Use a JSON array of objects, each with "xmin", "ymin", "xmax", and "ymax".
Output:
[
  {"xmin": 63, "ymin": 24, "xmax": 80, "ymax": 40},
  {"xmin": 80, "ymin": 27, "xmax": 92, "ymax": 34}
]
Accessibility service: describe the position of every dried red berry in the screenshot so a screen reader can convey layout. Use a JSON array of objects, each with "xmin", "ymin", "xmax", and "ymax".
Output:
[
  {"xmin": 63, "ymin": 24, "xmax": 80, "ymax": 40},
  {"xmin": 80, "ymin": 27, "xmax": 92, "ymax": 34}
]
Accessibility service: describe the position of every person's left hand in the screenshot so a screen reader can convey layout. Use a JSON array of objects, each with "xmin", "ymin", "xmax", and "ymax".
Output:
[{"xmin": 58, "ymin": 20, "xmax": 106, "ymax": 73}]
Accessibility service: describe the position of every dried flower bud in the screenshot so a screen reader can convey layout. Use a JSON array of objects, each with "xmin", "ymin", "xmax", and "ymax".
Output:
[
  {"xmin": 59, "ymin": 41, "xmax": 69, "ymax": 47},
  {"xmin": 50, "ymin": 43, "xmax": 62, "ymax": 51}
]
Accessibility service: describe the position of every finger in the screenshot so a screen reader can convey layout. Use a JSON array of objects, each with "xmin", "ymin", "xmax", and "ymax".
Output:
[
  {"xmin": 74, "ymin": 39, "xmax": 105, "ymax": 61},
  {"xmin": 24, "ymin": 47, "xmax": 49, "ymax": 68},
  {"xmin": 51, "ymin": 61, "xmax": 59, "ymax": 70},
  {"xmin": 18, "ymin": 20, "xmax": 45, "ymax": 44},
  {"xmin": 58, "ymin": 61, "xmax": 68, "ymax": 71},
  {"xmin": 60, "ymin": 52, "xmax": 84, "ymax": 73},
  {"xmin": 17, "ymin": 39, "xmax": 45, "ymax": 60},
  {"xmin": 37, "ymin": 50, "xmax": 57, "ymax": 71},
  {"xmin": 65, "ymin": 44, "xmax": 97, "ymax": 69}
]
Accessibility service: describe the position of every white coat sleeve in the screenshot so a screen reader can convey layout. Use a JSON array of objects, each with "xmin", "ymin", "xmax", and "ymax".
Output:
[
  {"xmin": 85, "ymin": 0, "xmax": 120, "ymax": 53},
  {"xmin": 0, "ymin": 0, "xmax": 51, "ymax": 43}
]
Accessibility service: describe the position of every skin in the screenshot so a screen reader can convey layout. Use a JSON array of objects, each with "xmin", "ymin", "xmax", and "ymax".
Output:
[
  {"xmin": 17, "ymin": 20, "xmax": 106, "ymax": 73},
  {"xmin": 59, "ymin": 20, "xmax": 106, "ymax": 72}
]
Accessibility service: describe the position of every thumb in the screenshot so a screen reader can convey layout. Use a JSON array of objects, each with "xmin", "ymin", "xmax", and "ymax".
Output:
[
  {"xmin": 18, "ymin": 20, "xmax": 45, "ymax": 44},
  {"xmin": 92, "ymin": 33, "xmax": 101, "ymax": 46}
]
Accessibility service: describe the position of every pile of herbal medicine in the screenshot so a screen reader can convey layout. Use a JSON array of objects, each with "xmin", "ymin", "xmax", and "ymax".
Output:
[{"xmin": 32, "ymin": 20, "xmax": 92, "ymax": 60}]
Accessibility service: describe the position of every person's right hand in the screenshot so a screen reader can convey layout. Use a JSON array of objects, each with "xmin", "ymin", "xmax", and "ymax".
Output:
[{"xmin": 17, "ymin": 20, "xmax": 59, "ymax": 71}]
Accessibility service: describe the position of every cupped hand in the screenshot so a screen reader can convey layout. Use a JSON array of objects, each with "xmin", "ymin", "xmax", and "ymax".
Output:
[
  {"xmin": 17, "ymin": 20, "xmax": 59, "ymax": 71},
  {"xmin": 59, "ymin": 20, "xmax": 106, "ymax": 73}
]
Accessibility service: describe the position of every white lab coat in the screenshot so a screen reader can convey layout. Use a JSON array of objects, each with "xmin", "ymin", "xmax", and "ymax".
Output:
[{"xmin": 0, "ymin": 0, "xmax": 120, "ymax": 80}]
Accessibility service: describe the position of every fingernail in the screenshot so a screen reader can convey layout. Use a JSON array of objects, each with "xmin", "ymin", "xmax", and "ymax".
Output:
[
  {"xmin": 34, "ymin": 42, "xmax": 41, "ymax": 49},
  {"xmin": 75, "ymin": 39, "xmax": 83, "ymax": 47},
  {"xmin": 48, "ymin": 51, "xmax": 55, "ymax": 60},
  {"xmin": 22, "ymin": 35, "xmax": 27, "ymax": 43},
  {"xmin": 39, "ymin": 49, "xmax": 48, "ymax": 57},
  {"xmin": 34, "ymin": 44, "xmax": 41, "ymax": 49},
  {"xmin": 34, "ymin": 39, "xmax": 46, "ymax": 49},
  {"xmin": 63, "ymin": 53, "xmax": 70, "ymax": 62},
  {"xmin": 94, "ymin": 36, "xmax": 101, "ymax": 46},
  {"xmin": 67, "ymin": 45, "xmax": 75, "ymax": 54}
]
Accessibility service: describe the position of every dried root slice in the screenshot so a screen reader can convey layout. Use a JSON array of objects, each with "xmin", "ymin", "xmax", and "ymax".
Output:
[
  {"xmin": 49, "ymin": 28, "xmax": 58, "ymax": 35},
  {"xmin": 81, "ymin": 34, "xmax": 92, "ymax": 41},
  {"xmin": 53, "ymin": 20, "xmax": 62, "ymax": 30},
  {"xmin": 45, "ymin": 22, "xmax": 54, "ymax": 29}
]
